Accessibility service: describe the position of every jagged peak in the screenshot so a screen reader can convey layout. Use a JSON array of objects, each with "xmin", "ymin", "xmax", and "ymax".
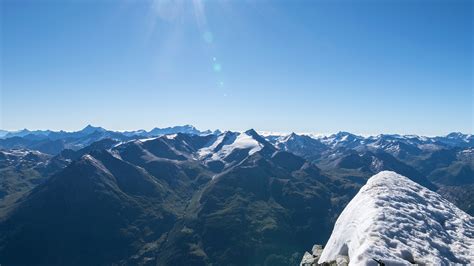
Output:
[{"xmin": 244, "ymin": 128, "xmax": 258, "ymax": 136}]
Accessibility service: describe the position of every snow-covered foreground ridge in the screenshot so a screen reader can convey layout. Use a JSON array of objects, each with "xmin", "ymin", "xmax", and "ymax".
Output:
[{"xmin": 319, "ymin": 171, "xmax": 474, "ymax": 265}]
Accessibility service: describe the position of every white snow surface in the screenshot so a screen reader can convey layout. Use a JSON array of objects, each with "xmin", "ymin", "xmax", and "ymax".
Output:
[
  {"xmin": 319, "ymin": 171, "xmax": 474, "ymax": 265},
  {"xmin": 1, "ymin": 149, "xmax": 37, "ymax": 157},
  {"xmin": 198, "ymin": 132, "xmax": 262, "ymax": 161},
  {"xmin": 164, "ymin": 134, "xmax": 178, "ymax": 139},
  {"xmin": 137, "ymin": 136, "xmax": 160, "ymax": 143}
]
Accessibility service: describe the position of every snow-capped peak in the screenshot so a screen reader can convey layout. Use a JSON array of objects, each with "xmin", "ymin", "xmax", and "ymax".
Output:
[
  {"xmin": 197, "ymin": 131, "xmax": 264, "ymax": 161},
  {"xmin": 318, "ymin": 171, "xmax": 473, "ymax": 265}
]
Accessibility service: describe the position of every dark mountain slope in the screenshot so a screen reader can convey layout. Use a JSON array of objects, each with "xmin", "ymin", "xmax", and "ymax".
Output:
[
  {"xmin": 0, "ymin": 149, "xmax": 67, "ymax": 213},
  {"xmin": 429, "ymin": 162, "xmax": 474, "ymax": 186},
  {"xmin": 318, "ymin": 149, "xmax": 437, "ymax": 191},
  {"xmin": 58, "ymin": 138, "xmax": 120, "ymax": 160},
  {"xmin": 157, "ymin": 151, "xmax": 336, "ymax": 265},
  {"xmin": 0, "ymin": 137, "xmax": 66, "ymax": 155},
  {"xmin": 0, "ymin": 151, "xmax": 182, "ymax": 265}
]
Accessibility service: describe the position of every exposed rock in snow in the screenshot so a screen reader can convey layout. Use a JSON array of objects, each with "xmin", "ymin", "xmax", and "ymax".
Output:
[
  {"xmin": 301, "ymin": 245, "xmax": 333, "ymax": 266},
  {"xmin": 318, "ymin": 171, "xmax": 474, "ymax": 265},
  {"xmin": 301, "ymin": 244, "xmax": 348, "ymax": 266},
  {"xmin": 301, "ymin": 251, "xmax": 317, "ymax": 266}
]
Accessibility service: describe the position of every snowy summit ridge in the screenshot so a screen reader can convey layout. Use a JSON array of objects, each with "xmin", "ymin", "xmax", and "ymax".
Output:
[{"xmin": 319, "ymin": 171, "xmax": 474, "ymax": 265}]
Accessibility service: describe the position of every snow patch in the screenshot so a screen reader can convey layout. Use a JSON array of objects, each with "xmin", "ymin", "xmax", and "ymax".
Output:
[
  {"xmin": 164, "ymin": 134, "xmax": 178, "ymax": 139},
  {"xmin": 137, "ymin": 137, "xmax": 160, "ymax": 143}
]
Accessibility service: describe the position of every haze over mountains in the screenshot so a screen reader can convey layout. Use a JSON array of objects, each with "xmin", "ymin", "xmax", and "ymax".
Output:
[{"xmin": 0, "ymin": 125, "xmax": 472, "ymax": 265}]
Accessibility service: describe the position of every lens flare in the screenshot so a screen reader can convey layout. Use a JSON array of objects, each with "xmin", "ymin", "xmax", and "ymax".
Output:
[
  {"xmin": 203, "ymin": 31, "xmax": 214, "ymax": 43},
  {"xmin": 213, "ymin": 63, "xmax": 222, "ymax": 72}
]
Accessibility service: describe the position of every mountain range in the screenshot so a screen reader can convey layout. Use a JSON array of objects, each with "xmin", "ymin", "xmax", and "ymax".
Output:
[{"xmin": 0, "ymin": 125, "xmax": 472, "ymax": 265}]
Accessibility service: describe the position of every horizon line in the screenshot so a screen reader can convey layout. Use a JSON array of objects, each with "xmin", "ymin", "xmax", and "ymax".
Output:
[{"xmin": 0, "ymin": 124, "xmax": 472, "ymax": 138}]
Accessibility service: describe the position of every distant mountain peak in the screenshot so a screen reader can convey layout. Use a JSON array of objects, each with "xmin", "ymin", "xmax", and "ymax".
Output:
[
  {"xmin": 335, "ymin": 131, "xmax": 353, "ymax": 136},
  {"xmin": 244, "ymin": 128, "xmax": 258, "ymax": 135},
  {"xmin": 148, "ymin": 124, "xmax": 210, "ymax": 136},
  {"xmin": 446, "ymin": 132, "xmax": 470, "ymax": 139},
  {"xmin": 244, "ymin": 129, "xmax": 273, "ymax": 146},
  {"xmin": 288, "ymin": 132, "xmax": 298, "ymax": 138},
  {"xmin": 81, "ymin": 124, "xmax": 106, "ymax": 134}
]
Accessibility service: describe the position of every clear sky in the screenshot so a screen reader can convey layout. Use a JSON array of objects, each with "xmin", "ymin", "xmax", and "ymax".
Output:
[{"xmin": 1, "ymin": 0, "xmax": 472, "ymax": 135}]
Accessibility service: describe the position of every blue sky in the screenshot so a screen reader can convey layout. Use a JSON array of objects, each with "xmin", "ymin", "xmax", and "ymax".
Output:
[{"xmin": 1, "ymin": 0, "xmax": 472, "ymax": 135}]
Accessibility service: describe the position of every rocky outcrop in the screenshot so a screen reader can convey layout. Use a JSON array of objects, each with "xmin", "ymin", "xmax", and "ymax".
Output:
[{"xmin": 300, "ymin": 245, "xmax": 349, "ymax": 266}]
